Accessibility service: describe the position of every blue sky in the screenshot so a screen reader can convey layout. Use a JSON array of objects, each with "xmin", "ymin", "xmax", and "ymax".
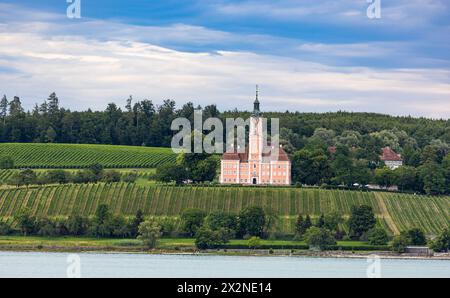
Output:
[{"xmin": 0, "ymin": 0, "xmax": 449, "ymax": 117}]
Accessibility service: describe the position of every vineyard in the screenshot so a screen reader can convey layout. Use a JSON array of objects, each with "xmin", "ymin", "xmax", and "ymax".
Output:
[
  {"xmin": 0, "ymin": 184, "xmax": 448, "ymax": 235},
  {"xmin": 0, "ymin": 143, "xmax": 176, "ymax": 169},
  {"xmin": 0, "ymin": 170, "xmax": 14, "ymax": 183}
]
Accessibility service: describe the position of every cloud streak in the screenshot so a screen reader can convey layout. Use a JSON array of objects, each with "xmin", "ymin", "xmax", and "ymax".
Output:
[{"xmin": 0, "ymin": 2, "xmax": 449, "ymax": 118}]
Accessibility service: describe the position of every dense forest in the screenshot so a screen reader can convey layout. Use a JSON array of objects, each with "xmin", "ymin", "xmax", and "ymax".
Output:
[
  {"xmin": 1, "ymin": 93, "xmax": 449, "ymax": 147},
  {"xmin": 1, "ymin": 93, "xmax": 449, "ymax": 195}
]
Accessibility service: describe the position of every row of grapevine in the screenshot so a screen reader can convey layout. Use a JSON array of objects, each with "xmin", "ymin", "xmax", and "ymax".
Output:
[
  {"xmin": 0, "ymin": 170, "xmax": 15, "ymax": 184},
  {"xmin": 0, "ymin": 143, "xmax": 176, "ymax": 169},
  {"xmin": 380, "ymin": 192, "xmax": 450, "ymax": 235},
  {"xmin": 0, "ymin": 184, "xmax": 448, "ymax": 235}
]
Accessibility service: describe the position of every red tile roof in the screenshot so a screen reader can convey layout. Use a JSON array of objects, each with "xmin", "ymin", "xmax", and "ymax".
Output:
[
  {"xmin": 380, "ymin": 147, "xmax": 402, "ymax": 161},
  {"xmin": 222, "ymin": 146, "xmax": 290, "ymax": 162}
]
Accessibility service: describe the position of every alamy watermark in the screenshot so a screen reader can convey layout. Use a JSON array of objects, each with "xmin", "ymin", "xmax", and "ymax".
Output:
[
  {"xmin": 65, "ymin": 1, "xmax": 380, "ymax": 20},
  {"xmin": 66, "ymin": 254, "xmax": 81, "ymax": 278},
  {"xmin": 67, "ymin": 0, "xmax": 81, "ymax": 19},
  {"xmin": 366, "ymin": 255, "xmax": 382, "ymax": 278},
  {"xmin": 170, "ymin": 110, "xmax": 280, "ymax": 157},
  {"xmin": 367, "ymin": 0, "xmax": 381, "ymax": 19}
]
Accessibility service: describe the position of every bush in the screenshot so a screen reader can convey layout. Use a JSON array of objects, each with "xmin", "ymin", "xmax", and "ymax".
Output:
[
  {"xmin": 89, "ymin": 163, "xmax": 104, "ymax": 180},
  {"xmin": 89, "ymin": 204, "xmax": 112, "ymax": 237},
  {"xmin": 9, "ymin": 169, "xmax": 37, "ymax": 187},
  {"xmin": 238, "ymin": 206, "xmax": 266, "ymax": 238},
  {"xmin": 316, "ymin": 214, "xmax": 325, "ymax": 228},
  {"xmin": 66, "ymin": 214, "xmax": 89, "ymax": 236},
  {"xmin": 181, "ymin": 209, "xmax": 206, "ymax": 237},
  {"xmin": 368, "ymin": 227, "xmax": 389, "ymax": 245},
  {"xmin": 156, "ymin": 217, "xmax": 180, "ymax": 237},
  {"xmin": 248, "ymin": 236, "xmax": 261, "ymax": 249},
  {"xmin": 54, "ymin": 219, "xmax": 69, "ymax": 236},
  {"xmin": 122, "ymin": 172, "xmax": 138, "ymax": 183},
  {"xmin": 391, "ymin": 228, "xmax": 428, "ymax": 253},
  {"xmin": 0, "ymin": 156, "xmax": 14, "ymax": 169},
  {"xmin": 129, "ymin": 210, "xmax": 145, "ymax": 238},
  {"xmin": 205, "ymin": 211, "xmax": 237, "ymax": 238},
  {"xmin": 348, "ymin": 205, "xmax": 376, "ymax": 240},
  {"xmin": 0, "ymin": 221, "xmax": 13, "ymax": 235},
  {"xmin": 305, "ymin": 227, "xmax": 336, "ymax": 249},
  {"xmin": 15, "ymin": 208, "xmax": 37, "ymax": 236},
  {"xmin": 334, "ymin": 229, "xmax": 346, "ymax": 240},
  {"xmin": 404, "ymin": 228, "xmax": 427, "ymax": 246},
  {"xmin": 391, "ymin": 234, "xmax": 410, "ymax": 253},
  {"xmin": 102, "ymin": 170, "xmax": 121, "ymax": 183},
  {"xmin": 37, "ymin": 217, "xmax": 57, "ymax": 237},
  {"xmin": 73, "ymin": 170, "xmax": 97, "ymax": 184},
  {"xmin": 195, "ymin": 227, "xmax": 228, "ymax": 250},
  {"xmin": 430, "ymin": 228, "xmax": 450, "ymax": 252},
  {"xmin": 295, "ymin": 214, "xmax": 312, "ymax": 237},
  {"xmin": 46, "ymin": 170, "xmax": 71, "ymax": 184},
  {"xmin": 155, "ymin": 164, "xmax": 187, "ymax": 185},
  {"xmin": 109, "ymin": 215, "xmax": 131, "ymax": 238},
  {"xmin": 137, "ymin": 220, "xmax": 161, "ymax": 249},
  {"xmin": 324, "ymin": 211, "xmax": 343, "ymax": 231}
]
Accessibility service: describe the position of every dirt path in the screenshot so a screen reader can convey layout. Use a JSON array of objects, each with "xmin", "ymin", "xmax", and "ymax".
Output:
[{"xmin": 375, "ymin": 193, "xmax": 400, "ymax": 235}]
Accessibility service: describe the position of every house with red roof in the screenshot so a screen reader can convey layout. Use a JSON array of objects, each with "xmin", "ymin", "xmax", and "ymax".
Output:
[{"xmin": 380, "ymin": 147, "xmax": 403, "ymax": 170}]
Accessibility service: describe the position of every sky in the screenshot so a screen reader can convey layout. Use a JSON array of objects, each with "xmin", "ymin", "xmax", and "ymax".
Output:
[{"xmin": 0, "ymin": 0, "xmax": 449, "ymax": 118}]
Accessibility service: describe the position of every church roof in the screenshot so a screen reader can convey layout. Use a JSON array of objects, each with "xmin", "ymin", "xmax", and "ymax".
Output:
[
  {"xmin": 222, "ymin": 145, "xmax": 290, "ymax": 162},
  {"xmin": 380, "ymin": 147, "xmax": 402, "ymax": 161}
]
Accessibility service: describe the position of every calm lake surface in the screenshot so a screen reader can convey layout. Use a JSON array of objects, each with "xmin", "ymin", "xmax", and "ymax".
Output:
[{"xmin": 0, "ymin": 251, "xmax": 449, "ymax": 278}]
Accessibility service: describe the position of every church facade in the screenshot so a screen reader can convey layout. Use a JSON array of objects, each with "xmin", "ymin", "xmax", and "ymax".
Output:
[{"xmin": 220, "ymin": 92, "xmax": 291, "ymax": 185}]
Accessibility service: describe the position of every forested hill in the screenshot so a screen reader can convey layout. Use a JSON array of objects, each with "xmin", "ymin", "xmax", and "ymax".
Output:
[{"xmin": 0, "ymin": 93, "xmax": 449, "ymax": 148}]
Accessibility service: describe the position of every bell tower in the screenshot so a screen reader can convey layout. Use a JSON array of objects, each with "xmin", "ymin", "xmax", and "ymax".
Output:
[
  {"xmin": 249, "ymin": 85, "xmax": 263, "ymax": 161},
  {"xmin": 253, "ymin": 85, "xmax": 260, "ymax": 117}
]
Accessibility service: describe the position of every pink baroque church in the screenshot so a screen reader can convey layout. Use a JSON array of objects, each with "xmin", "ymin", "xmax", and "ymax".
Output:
[{"xmin": 220, "ymin": 90, "xmax": 291, "ymax": 185}]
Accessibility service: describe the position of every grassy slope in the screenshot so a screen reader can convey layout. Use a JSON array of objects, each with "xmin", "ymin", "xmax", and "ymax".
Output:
[
  {"xmin": 0, "ymin": 143, "xmax": 176, "ymax": 168},
  {"xmin": 0, "ymin": 183, "xmax": 448, "ymax": 236}
]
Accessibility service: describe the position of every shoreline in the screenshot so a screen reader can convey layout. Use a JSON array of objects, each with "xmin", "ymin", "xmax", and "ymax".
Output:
[{"xmin": 1, "ymin": 246, "xmax": 449, "ymax": 261}]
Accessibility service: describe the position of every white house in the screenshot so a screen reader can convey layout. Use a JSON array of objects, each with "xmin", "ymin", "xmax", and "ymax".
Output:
[{"xmin": 380, "ymin": 147, "xmax": 403, "ymax": 170}]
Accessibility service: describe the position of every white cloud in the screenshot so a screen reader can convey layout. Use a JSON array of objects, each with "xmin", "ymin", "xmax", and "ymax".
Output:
[
  {"xmin": 0, "ymin": 3, "xmax": 449, "ymax": 118},
  {"xmin": 1, "ymin": 30, "xmax": 449, "ymax": 118},
  {"xmin": 297, "ymin": 42, "xmax": 396, "ymax": 58}
]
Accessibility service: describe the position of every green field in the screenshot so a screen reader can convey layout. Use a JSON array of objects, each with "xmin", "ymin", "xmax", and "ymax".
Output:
[
  {"xmin": 0, "ymin": 143, "xmax": 176, "ymax": 169},
  {"xmin": 0, "ymin": 184, "xmax": 448, "ymax": 236}
]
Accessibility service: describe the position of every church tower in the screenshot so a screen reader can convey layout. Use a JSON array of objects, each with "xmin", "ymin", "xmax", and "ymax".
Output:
[
  {"xmin": 249, "ymin": 85, "xmax": 263, "ymax": 174},
  {"xmin": 220, "ymin": 86, "xmax": 291, "ymax": 186}
]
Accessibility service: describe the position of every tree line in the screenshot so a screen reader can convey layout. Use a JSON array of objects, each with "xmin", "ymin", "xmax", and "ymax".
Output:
[
  {"xmin": 1, "ymin": 92, "xmax": 448, "ymax": 148},
  {"xmin": 0, "ymin": 93, "xmax": 219, "ymax": 147}
]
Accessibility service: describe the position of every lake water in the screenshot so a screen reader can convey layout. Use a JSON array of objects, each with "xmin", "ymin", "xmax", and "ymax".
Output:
[{"xmin": 0, "ymin": 251, "xmax": 448, "ymax": 278}]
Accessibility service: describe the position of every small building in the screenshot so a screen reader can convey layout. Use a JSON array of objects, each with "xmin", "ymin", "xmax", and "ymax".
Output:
[
  {"xmin": 380, "ymin": 147, "xmax": 403, "ymax": 170},
  {"xmin": 405, "ymin": 246, "xmax": 434, "ymax": 257},
  {"xmin": 220, "ymin": 88, "xmax": 291, "ymax": 185}
]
